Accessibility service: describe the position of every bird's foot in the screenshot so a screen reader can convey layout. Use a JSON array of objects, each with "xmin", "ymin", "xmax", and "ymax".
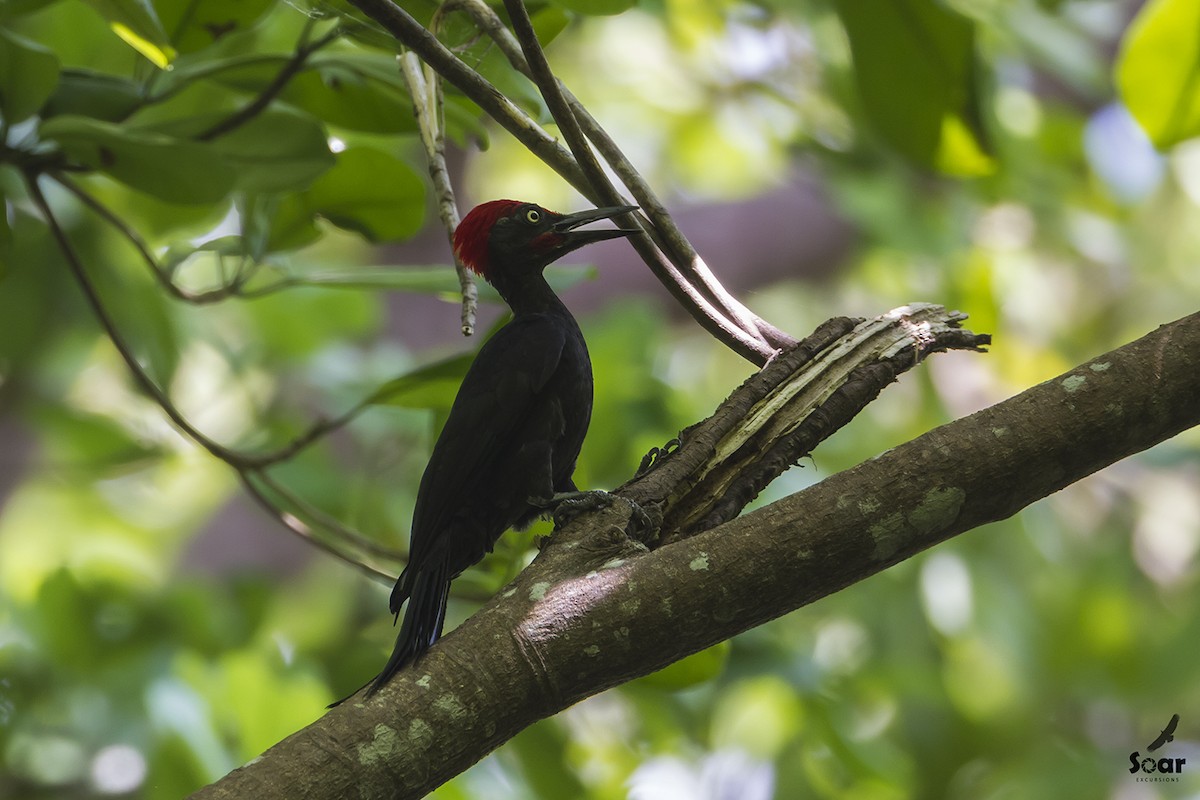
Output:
[
  {"xmin": 539, "ymin": 489, "xmax": 615, "ymax": 528},
  {"xmin": 532, "ymin": 490, "xmax": 657, "ymax": 544}
]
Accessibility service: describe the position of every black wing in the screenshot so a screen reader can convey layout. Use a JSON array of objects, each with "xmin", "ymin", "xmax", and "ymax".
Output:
[{"xmin": 405, "ymin": 313, "xmax": 568, "ymax": 569}]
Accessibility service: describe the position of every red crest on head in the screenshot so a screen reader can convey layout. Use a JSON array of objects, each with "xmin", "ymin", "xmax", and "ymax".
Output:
[{"xmin": 453, "ymin": 200, "xmax": 525, "ymax": 279}]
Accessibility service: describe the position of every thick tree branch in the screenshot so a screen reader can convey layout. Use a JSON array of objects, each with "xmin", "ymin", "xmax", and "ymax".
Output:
[
  {"xmin": 192, "ymin": 311, "xmax": 1200, "ymax": 800},
  {"xmin": 620, "ymin": 304, "xmax": 988, "ymax": 542}
]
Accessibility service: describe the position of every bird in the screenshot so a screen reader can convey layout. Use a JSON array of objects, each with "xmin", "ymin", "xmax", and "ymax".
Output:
[
  {"xmin": 1147, "ymin": 713, "xmax": 1180, "ymax": 751},
  {"xmin": 366, "ymin": 199, "xmax": 637, "ymax": 697}
]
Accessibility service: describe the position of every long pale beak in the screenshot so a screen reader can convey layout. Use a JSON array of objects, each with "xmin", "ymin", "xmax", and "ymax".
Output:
[{"xmin": 552, "ymin": 205, "xmax": 640, "ymax": 249}]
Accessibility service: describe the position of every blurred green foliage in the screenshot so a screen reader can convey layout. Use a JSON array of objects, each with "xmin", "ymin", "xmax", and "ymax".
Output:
[{"xmin": 2, "ymin": 0, "xmax": 1199, "ymax": 798}]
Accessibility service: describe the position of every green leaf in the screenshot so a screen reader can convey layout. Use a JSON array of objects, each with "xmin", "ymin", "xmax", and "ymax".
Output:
[
  {"xmin": 159, "ymin": 234, "xmax": 246, "ymax": 274},
  {"xmin": 0, "ymin": 29, "xmax": 60, "ymax": 123},
  {"xmin": 1116, "ymin": 0, "xmax": 1200, "ymax": 148},
  {"xmin": 41, "ymin": 69, "xmax": 143, "ymax": 122},
  {"xmin": 264, "ymin": 194, "xmax": 323, "ymax": 252},
  {"xmin": 283, "ymin": 62, "xmax": 414, "ymax": 134},
  {"xmin": 291, "ymin": 266, "xmax": 465, "ymax": 293},
  {"xmin": 298, "ymin": 147, "xmax": 424, "ymax": 242},
  {"xmin": 636, "ymin": 641, "xmax": 731, "ymax": 690},
  {"xmin": 155, "ymin": 0, "xmax": 274, "ymax": 54},
  {"xmin": 35, "ymin": 570, "xmax": 101, "ymax": 668},
  {"xmin": 39, "ymin": 115, "xmax": 236, "ymax": 204},
  {"xmin": 35, "ymin": 405, "xmax": 164, "ymax": 469},
  {"xmin": 531, "ymin": 6, "xmax": 572, "ymax": 45},
  {"xmin": 198, "ymin": 109, "xmax": 335, "ymax": 192},
  {"xmin": 834, "ymin": 0, "xmax": 993, "ymax": 176},
  {"xmin": 368, "ymin": 353, "xmax": 475, "ymax": 409},
  {"xmin": 211, "ymin": 54, "xmax": 417, "ymax": 134},
  {"xmin": 0, "ymin": 0, "xmax": 59, "ymax": 20},
  {"xmin": 289, "ymin": 264, "xmax": 596, "ymax": 301},
  {"xmin": 81, "ymin": 0, "xmax": 176, "ymax": 67},
  {"xmin": 549, "ymin": 0, "xmax": 635, "ymax": 15}
]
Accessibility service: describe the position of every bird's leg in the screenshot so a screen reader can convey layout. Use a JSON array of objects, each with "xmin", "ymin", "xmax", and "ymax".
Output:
[
  {"xmin": 530, "ymin": 490, "xmax": 657, "ymax": 543},
  {"xmin": 528, "ymin": 489, "xmax": 617, "ymax": 528}
]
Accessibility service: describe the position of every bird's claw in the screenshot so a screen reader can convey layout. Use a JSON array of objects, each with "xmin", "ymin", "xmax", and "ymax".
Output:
[{"xmin": 635, "ymin": 437, "xmax": 681, "ymax": 477}]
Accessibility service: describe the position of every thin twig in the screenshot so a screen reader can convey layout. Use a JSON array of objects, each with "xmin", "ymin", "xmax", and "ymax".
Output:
[
  {"xmin": 251, "ymin": 468, "xmax": 404, "ymax": 561},
  {"xmin": 35, "ymin": 168, "xmax": 406, "ymax": 580},
  {"xmin": 239, "ymin": 469, "xmax": 397, "ymax": 585},
  {"xmin": 397, "ymin": 51, "xmax": 477, "ymax": 336},
  {"xmin": 52, "ymin": 173, "xmax": 243, "ymax": 304},
  {"xmin": 240, "ymin": 397, "xmax": 374, "ymax": 468},
  {"xmin": 347, "ymin": 0, "xmax": 589, "ymax": 188},
  {"xmin": 197, "ymin": 23, "xmax": 344, "ymax": 141},
  {"xmin": 34, "ymin": 171, "xmax": 383, "ymax": 473},
  {"xmin": 26, "ymin": 171, "xmax": 248, "ymax": 464}
]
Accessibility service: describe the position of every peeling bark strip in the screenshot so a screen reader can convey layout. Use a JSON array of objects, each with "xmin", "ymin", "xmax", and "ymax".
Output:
[
  {"xmin": 192, "ymin": 312, "xmax": 1200, "ymax": 800},
  {"xmin": 621, "ymin": 303, "xmax": 990, "ymax": 542}
]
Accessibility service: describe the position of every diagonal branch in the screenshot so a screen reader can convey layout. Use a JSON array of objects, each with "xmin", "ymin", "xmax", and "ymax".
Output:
[
  {"xmin": 239, "ymin": 469, "xmax": 399, "ymax": 585},
  {"xmin": 26, "ymin": 173, "xmax": 243, "ymax": 465},
  {"xmin": 345, "ymin": 0, "xmax": 789, "ymax": 364},
  {"xmin": 191, "ymin": 311, "xmax": 1200, "ymax": 800},
  {"xmin": 499, "ymin": 0, "xmax": 790, "ymax": 354},
  {"xmin": 347, "ymin": 0, "xmax": 588, "ymax": 187},
  {"xmin": 620, "ymin": 304, "xmax": 989, "ymax": 543}
]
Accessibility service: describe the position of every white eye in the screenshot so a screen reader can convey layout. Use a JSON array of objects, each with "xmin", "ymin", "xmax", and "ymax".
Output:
[{"xmin": 524, "ymin": 208, "xmax": 541, "ymax": 224}]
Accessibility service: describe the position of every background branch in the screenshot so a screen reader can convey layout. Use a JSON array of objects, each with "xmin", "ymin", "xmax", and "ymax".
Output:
[
  {"xmin": 192, "ymin": 311, "xmax": 1200, "ymax": 800},
  {"xmin": 25, "ymin": 172, "xmax": 399, "ymax": 577}
]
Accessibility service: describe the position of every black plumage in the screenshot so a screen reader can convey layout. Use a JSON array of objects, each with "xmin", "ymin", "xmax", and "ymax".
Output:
[{"xmin": 367, "ymin": 200, "xmax": 636, "ymax": 696}]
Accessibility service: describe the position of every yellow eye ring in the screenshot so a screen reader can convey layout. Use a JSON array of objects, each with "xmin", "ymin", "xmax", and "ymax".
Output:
[{"xmin": 524, "ymin": 208, "xmax": 541, "ymax": 224}]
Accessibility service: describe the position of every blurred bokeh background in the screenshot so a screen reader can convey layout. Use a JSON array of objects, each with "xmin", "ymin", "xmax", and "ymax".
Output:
[{"xmin": 1, "ymin": 0, "xmax": 1198, "ymax": 797}]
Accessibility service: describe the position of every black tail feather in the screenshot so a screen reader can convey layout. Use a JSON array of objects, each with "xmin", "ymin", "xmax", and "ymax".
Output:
[{"xmin": 365, "ymin": 560, "xmax": 451, "ymax": 697}]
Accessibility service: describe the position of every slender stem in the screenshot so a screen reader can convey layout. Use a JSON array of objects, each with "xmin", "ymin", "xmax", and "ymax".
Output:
[
  {"xmin": 33, "ymin": 171, "xmax": 382, "ymax": 472},
  {"xmin": 241, "ymin": 398, "xmax": 373, "ymax": 468},
  {"xmin": 51, "ymin": 173, "xmax": 256, "ymax": 304},
  {"xmin": 33, "ymin": 169, "xmax": 405, "ymax": 580},
  {"xmin": 500, "ymin": 0, "xmax": 612, "ymax": 203},
  {"xmin": 504, "ymin": 0, "xmax": 779, "ymax": 361},
  {"xmin": 26, "ymin": 171, "xmax": 245, "ymax": 465},
  {"xmin": 146, "ymin": 53, "xmax": 296, "ymax": 105},
  {"xmin": 563, "ymin": 90, "xmax": 796, "ymax": 350},
  {"xmin": 251, "ymin": 468, "xmax": 404, "ymax": 561},
  {"xmin": 398, "ymin": 51, "xmax": 478, "ymax": 336}
]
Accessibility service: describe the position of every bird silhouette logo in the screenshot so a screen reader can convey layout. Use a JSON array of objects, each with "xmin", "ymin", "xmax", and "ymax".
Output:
[{"xmin": 1148, "ymin": 714, "xmax": 1180, "ymax": 752}]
